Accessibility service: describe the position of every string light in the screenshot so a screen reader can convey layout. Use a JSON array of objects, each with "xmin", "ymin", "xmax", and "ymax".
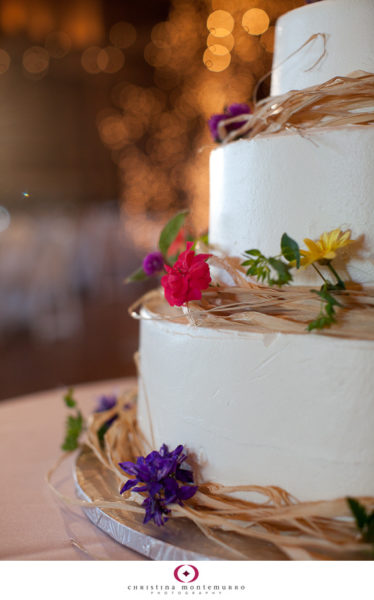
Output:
[
  {"xmin": 203, "ymin": 45, "xmax": 231, "ymax": 72},
  {"xmin": 109, "ymin": 22, "xmax": 136, "ymax": 49},
  {"xmin": 207, "ymin": 10, "xmax": 234, "ymax": 37},
  {"xmin": 242, "ymin": 9, "xmax": 270, "ymax": 36},
  {"xmin": 22, "ymin": 46, "xmax": 49, "ymax": 77},
  {"xmin": 81, "ymin": 46, "xmax": 101, "ymax": 73},
  {"xmin": 92, "ymin": 0, "xmax": 294, "ymax": 250},
  {"xmin": 151, "ymin": 22, "xmax": 178, "ymax": 49},
  {"xmin": 144, "ymin": 43, "xmax": 171, "ymax": 68},
  {"xmin": 207, "ymin": 33, "xmax": 234, "ymax": 52},
  {"xmin": 97, "ymin": 47, "xmax": 125, "ymax": 73}
]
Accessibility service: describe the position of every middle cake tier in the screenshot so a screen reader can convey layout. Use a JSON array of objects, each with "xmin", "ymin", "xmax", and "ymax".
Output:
[{"xmin": 209, "ymin": 126, "xmax": 374, "ymax": 286}]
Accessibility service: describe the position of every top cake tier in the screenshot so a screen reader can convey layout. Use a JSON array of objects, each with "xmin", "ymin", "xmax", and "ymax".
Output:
[{"xmin": 271, "ymin": 0, "xmax": 374, "ymax": 96}]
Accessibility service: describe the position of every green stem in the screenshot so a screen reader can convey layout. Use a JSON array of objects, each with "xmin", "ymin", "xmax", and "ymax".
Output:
[
  {"xmin": 312, "ymin": 263, "xmax": 328, "ymax": 283},
  {"xmin": 327, "ymin": 262, "xmax": 345, "ymax": 289}
]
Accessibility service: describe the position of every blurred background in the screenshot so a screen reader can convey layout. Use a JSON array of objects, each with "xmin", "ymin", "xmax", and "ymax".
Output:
[{"xmin": 0, "ymin": 0, "xmax": 303, "ymax": 400}]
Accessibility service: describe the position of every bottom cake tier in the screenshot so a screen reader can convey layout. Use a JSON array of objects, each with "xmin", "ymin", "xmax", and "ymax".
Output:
[{"xmin": 136, "ymin": 294, "xmax": 374, "ymax": 501}]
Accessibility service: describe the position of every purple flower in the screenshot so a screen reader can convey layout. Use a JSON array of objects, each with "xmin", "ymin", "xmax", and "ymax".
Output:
[
  {"xmin": 142, "ymin": 251, "xmax": 165, "ymax": 276},
  {"xmin": 208, "ymin": 102, "xmax": 251, "ymax": 142},
  {"xmin": 208, "ymin": 113, "xmax": 227, "ymax": 142},
  {"xmin": 119, "ymin": 444, "xmax": 197, "ymax": 526},
  {"xmin": 95, "ymin": 395, "xmax": 117, "ymax": 413},
  {"xmin": 228, "ymin": 102, "xmax": 252, "ymax": 118}
]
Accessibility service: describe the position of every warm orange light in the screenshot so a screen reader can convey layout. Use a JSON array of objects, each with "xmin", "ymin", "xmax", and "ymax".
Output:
[
  {"xmin": 81, "ymin": 46, "xmax": 101, "ymax": 74},
  {"xmin": 261, "ymin": 26, "xmax": 275, "ymax": 53},
  {"xmin": 63, "ymin": 1, "xmax": 104, "ymax": 48},
  {"xmin": 98, "ymin": 113, "xmax": 128, "ymax": 149},
  {"xmin": 22, "ymin": 46, "xmax": 49, "ymax": 76},
  {"xmin": 211, "ymin": 0, "xmax": 238, "ymax": 13},
  {"xmin": 151, "ymin": 21, "xmax": 178, "ymax": 49},
  {"xmin": 0, "ymin": 49, "xmax": 11, "ymax": 75},
  {"xmin": 235, "ymin": 33, "xmax": 263, "ymax": 62},
  {"xmin": 144, "ymin": 43, "xmax": 171, "ymax": 68},
  {"xmin": 207, "ymin": 10, "xmax": 234, "ymax": 37},
  {"xmin": 173, "ymin": 93, "xmax": 199, "ymax": 119},
  {"xmin": 242, "ymin": 9, "xmax": 270, "ymax": 36},
  {"xmin": 27, "ymin": 7, "xmax": 54, "ymax": 42},
  {"xmin": 203, "ymin": 45, "xmax": 231, "ymax": 72},
  {"xmin": 45, "ymin": 32, "xmax": 71, "ymax": 59},
  {"xmin": 97, "ymin": 47, "xmax": 125, "ymax": 73},
  {"xmin": 109, "ymin": 22, "xmax": 137, "ymax": 49},
  {"xmin": 207, "ymin": 32, "xmax": 234, "ymax": 52},
  {"xmin": 0, "ymin": 0, "xmax": 27, "ymax": 35},
  {"xmin": 197, "ymin": 79, "xmax": 228, "ymax": 116},
  {"xmin": 113, "ymin": 84, "xmax": 166, "ymax": 120},
  {"xmin": 154, "ymin": 67, "xmax": 180, "ymax": 91}
]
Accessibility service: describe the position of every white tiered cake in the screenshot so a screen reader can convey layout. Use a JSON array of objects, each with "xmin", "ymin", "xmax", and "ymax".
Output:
[{"xmin": 136, "ymin": 0, "xmax": 374, "ymax": 502}]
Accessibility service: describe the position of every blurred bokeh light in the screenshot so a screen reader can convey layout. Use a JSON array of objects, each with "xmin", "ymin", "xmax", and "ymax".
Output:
[
  {"xmin": 0, "ymin": 0, "xmax": 304, "ymax": 400},
  {"xmin": 242, "ymin": 8, "xmax": 270, "ymax": 35},
  {"xmin": 109, "ymin": 21, "xmax": 137, "ymax": 48},
  {"xmin": 22, "ymin": 45, "xmax": 50, "ymax": 77}
]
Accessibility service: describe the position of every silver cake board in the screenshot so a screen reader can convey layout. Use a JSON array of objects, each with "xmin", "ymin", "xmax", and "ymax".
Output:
[{"xmin": 74, "ymin": 444, "xmax": 287, "ymax": 561}]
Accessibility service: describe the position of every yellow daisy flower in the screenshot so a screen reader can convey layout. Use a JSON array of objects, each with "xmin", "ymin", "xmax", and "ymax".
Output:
[{"xmin": 300, "ymin": 228, "xmax": 353, "ymax": 268}]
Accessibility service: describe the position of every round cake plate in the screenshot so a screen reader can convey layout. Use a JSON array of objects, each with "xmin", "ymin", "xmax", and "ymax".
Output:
[{"xmin": 74, "ymin": 444, "xmax": 287, "ymax": 561}]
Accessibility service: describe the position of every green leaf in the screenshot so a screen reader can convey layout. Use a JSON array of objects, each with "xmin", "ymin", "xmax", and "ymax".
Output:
[
  {"xmin": 242, "ymin": 251, "xmax": 292, "ymax": 287},
  {"xmin": 61, "ymin": 409, "xmax": 83, "ymax": 452},
  {"xmin": 347, "ymin": 497, "xmax": 368, "ymax": 531},
  {"xmin": 268, "ymin": 258, "xmax": 293, "ymax": 286},
  {"xmin": 199, "ymin": 233, "xmax": 209, "ymax": 245},
  {"xmin": 365, "ymin": 519, "xmax": 374, "ymax": 543},
  {"xmin": 307, "ymin": 318, "xmax": 323, "ymax": 331},
  {"xmin": 63, "ymin": 388, "xmax": 76, "ymax": 408},
  {"xmin": 313, "ymin": 287, "xmax": 342, "ymax": 307},
  {"xmin": 125, "ymin": 266, "xmax": 148, "ymax": 283},
  {"xmin": 308, "ymin": 283, "xmax": 344, "ymax": 332},
  {"xmin": 158, "ymin": 210, "xmax": 188, "ymax": 256},
  {"xmin": 97, "ymin": 421, "xmax": 111, "ymax": 448},
  {"xmin": 281, "ymin": 233, "xmax": 300, "ymax": 268}
]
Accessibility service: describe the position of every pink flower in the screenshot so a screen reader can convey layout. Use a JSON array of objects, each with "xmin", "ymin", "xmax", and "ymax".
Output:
[{"xmin": 161, "ymin": 242, "xmax": 211, "ymax": 306}]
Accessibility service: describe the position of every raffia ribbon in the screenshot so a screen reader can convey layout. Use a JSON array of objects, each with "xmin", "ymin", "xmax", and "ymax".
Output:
[
  {"xmin": 217, "ymin": 71, "xmax": 374, "ymax": 144},
  {"xmin": 47, "ymin": 390, "xmax": 374, "ymax": 561},
  {"xmin": 129, "ymin": 279, "xmax": 374, "ymax": 341}
]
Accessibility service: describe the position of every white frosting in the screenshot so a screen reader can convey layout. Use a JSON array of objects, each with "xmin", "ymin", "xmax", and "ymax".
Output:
[
  {"xmin": 271, "ymin": 0, "xmax": 374, "ymax": 96},
  {"xmin": 137, "ymin": 300, "xmax": 374, "ymax": 501},
  {"xmin": 209, "ymin": 126, "xmax": 374, "ymax": 286}
]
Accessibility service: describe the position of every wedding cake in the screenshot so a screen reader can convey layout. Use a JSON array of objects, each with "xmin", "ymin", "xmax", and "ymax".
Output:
[{"xmin": 135, "ymin": 0, "xmax": 374, "ymax": 502}]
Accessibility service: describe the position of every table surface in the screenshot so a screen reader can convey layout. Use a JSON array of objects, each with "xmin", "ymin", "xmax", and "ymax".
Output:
[{"xmin": 0, "ymin": 378, "xmax": 146, "ymax": 560}]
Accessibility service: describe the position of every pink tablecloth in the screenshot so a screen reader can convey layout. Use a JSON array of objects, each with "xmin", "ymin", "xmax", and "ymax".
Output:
[{"xmin": 0, "ymin": 378, "xmax": 145, "ymax": 560}]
